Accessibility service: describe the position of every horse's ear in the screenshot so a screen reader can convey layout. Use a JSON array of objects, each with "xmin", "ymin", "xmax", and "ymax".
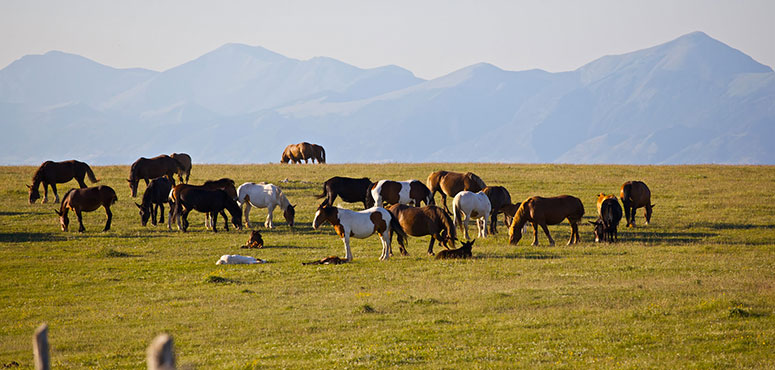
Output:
[
  {"xmin": 126, "ymin": 179, "xmax": 132, "ymax": 183},
  {"xmin": 54, "ymin": 209, "xmax": 61, "ymax": 216},
  {"xmin": 135, "ymin": 202, "xmax": 142, "ymax": 209},
  {"xmin": 650, "ymin": 204, "xmax": 656, "ymax": 208},
  {"xmin": 26, "ymin": 184, "xmax": 31, "ymax": 189}
]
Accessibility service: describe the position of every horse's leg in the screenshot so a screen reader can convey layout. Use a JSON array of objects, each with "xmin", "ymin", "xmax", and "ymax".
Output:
[
  {"xmin": 624, "ymin": 204, "xmax": 632, "ymax": 227},
  {"xmin": 103, "ymin": 206, "xmax": 112, "ymax": 232},
  {"xmin": 380, "ymin": 231, "xmax": 391, "ymax": 261},
  {"xmin": 76, "ymin": 175, "xmax": 87, "ymax": 188},
  {"xmin": 181, "ymin": 209, "xmax": 191, "ymax": 232},
  {"xmin": 76, "ymin": 210, "xmax": 85, "ymax": 233},
  {"xmin": 531, "ymin": 222, "xmax": 540, "ymax": 246},
  {"xmin": 265, "ymin": 205, "xmax": 274, "ymax": 228},
  {"xmin": 480, "ymin": 217, "xmax": 488, "ymax": 238},
  {"xmin": 221, "ymin": 210, "xmax": 228, "ymax": 231},
  {"xmin": 159, "ymin": 203, "xmax": 165, "ymax": 224},
  {"xmin": 243, "ymin": 202, "xmax": 252, "ymax": 228},
  {"xmin": 568, "ymin": 221, "xmax": 579, "ymax": 245},
  {"xmin": 630, "ymin": 208, "xmax": 637, "ymax": 227},
  {"xmin": 463, "ymin": 214, "xmax": 471, "ymax": 240},
  {"xmin": 490, "ymin": 212, "xmax": 497, "ymax": 234},
  {"xmin": 540, "ymin": 223, "xmax": 555, "ymax": 246},
  {"xmin": 342, "ymin": 233, "xmax": 353, "ymax": 261},
  {"xmin": 151, "ymin": 204, "xmax": 158, "ymax": 226},
  {"xmin": 440, "ymin": 193, "xmax": 449, "ymax": 213},
  {"xmin": 42, "ymin": 183, "xmax": 49, "ymax": 203},
  {"xmin": 210, "ymin": 212, "xmax": 218, "ymax": 233}
]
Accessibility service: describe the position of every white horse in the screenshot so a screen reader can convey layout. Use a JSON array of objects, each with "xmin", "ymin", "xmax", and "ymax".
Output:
[
  {"xmin": 367, "ymin": 179, "xmax": 433, "ymax": 208},
  {"xmin": 312, "ymin": 204, "xmax": 407, "ymax": 261},
  {"xmin": 236, "ymin": 182, "xmax": 295, "ymax": 229},
  {"xmin": 453, "ymin": 191, "xmax": 492, "ymax": 240}
]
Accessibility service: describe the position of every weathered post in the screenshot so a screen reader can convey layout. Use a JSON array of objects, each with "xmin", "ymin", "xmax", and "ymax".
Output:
[
  {"xmin": 32, "ymin": 323, "xmax": 50, "ymax": 370},
  {"xmin": 147, "ymin": 333, "xmax": 175, "ymax": 370}
]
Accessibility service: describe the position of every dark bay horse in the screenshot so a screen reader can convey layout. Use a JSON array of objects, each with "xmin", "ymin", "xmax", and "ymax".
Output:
[
  {"xmin": 508, "ymin": 195, "xmax": 585, "ymax": 246},
  {"xmin": 311, "ymin": 144, "xmax": 326, "ymax": 164},
  {"xmin": 426, "ymin": 171, "xmax": 486, "ymax": 213},
  {"xmin": 135, "ymin": 177, "xmax": 173, "ymax": 226},
  {"xmin": 590, "ymin": 197, "xmax": 623, "ymax": 242},
  {"xmin": 168, "ymin": 178, "xmax": 238, "ymax": 230},
  {"xmin": 55, "ymin": 185, "xmax": 117, "ymax": 232},
  {"xmin": 172, "ymin": 187, "xmax": 242, "ymax": 233},
  {"xmin": 316, "ymin": 176, "xmax": 373, "ymax": 208},
  {"xmin": 435, "ymin": 240, "xmax": 475, "ymax": 260},
  {"xmin": 281, "ymin": 142, "xmax": 318, "ymax": 164},
  {"xmin": 388, "ymin": 204, "xmax": 456, "ymax": 256},
  {"xmin": 620, "ymin": 181, "xmax": 654, "ymax": 227},
  {"xmin": 170, "ymin": 153, "xmax": 192, "ymax": 183},
  {"xmin": 128, "ymin": 155, "xmax": 182, "ymax": 197},
  {"xmin": 483, "ymin": 186, "xmax": 512, "ymax": 234},
  {"xmin": 28, "ymin": 160, "xmax": 99, "ymax": 204}
]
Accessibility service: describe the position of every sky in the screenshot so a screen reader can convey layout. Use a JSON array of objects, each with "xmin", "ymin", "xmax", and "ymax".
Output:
[{"xmin": 1, "ymin": 0, "xmax": 773, "ymax": 79}]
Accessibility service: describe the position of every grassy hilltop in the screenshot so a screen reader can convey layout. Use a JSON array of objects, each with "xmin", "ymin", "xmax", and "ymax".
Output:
[{"xmin": 1, "ymin": 163, "xmax": 774, "ymax": 369}]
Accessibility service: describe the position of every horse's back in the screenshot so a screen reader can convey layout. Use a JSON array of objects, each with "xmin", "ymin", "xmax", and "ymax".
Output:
[{"xmin": 620, "ymin": 181, "xmax": 651, "ymax": 207}]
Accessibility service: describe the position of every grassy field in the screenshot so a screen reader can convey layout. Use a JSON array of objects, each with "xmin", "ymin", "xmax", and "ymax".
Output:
[{"xmin": 1, "ymin": 163, "xmax": 774, "ymax": 369}]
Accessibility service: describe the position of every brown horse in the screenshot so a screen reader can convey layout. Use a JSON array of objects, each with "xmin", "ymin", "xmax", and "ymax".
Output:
[
  {"xmin": 435, "ymin": 239, "xmax": 475, "ymax": 260},
  {"xmin": 482, "ymin": 186, "xmax": 513, "ymax": 234},
  {"xmin": 281, "ymin": 142, "xmax": 320, "ymax": 164},
  {"xmin": 28, "ymin": 160, "xmax": 99, "ymax": 204},
  {"xmin": 508, "ymin": 195, "xmax": 585, "ymax": 246},
  {"xmin": 168, "ymin": 178, "xmax": 238, "ymax": 230},
  {"xmin": 311, "ymin": 144, "xmax": 326, "ymax": 164},
  {"xmin": 241, "ymin": 230, "xmax": 264, "ymax": 249},
  {"xmin": 426, "ymin": 171, "xmax": 486, "ymax": 213},
  {"xmin": 128, "ymin": 155, "xmax": 182, "ymax": 197},
  {"xmin": 388, "ymin": 204, "xmax": 456, "ymax": 256},
  {"xmin": 170, "ymin": 153, "xmax": 192, "ymax": 183},
  {"xmin": 619, "ymin": 181, "xmax": 654, "ymax": 227},
  {"xmin": 55, "ymin": 185, "xmax": 117, "ymax": 232}
]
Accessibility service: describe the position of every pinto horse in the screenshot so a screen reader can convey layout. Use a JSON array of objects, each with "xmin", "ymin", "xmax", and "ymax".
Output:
[
  {"xmin": 55, "ymin": 185, "xmax": 117, "ymax": 232},
  {"xmin": 168, "ymin": 178, "xmax": 238, "ymax": 230},
  {"xmin": 170, "ymin": 153, "xmax": 192, "ymax": 183},
  {"xmin": 28, "ymin": 160, "xmax": 99, "ymax": 204},
  {"xmin": 620, "ymin": 181, "xmax": 654, "ymax": 227},
  {"xmin": 590, "ymin": 197, "xmax": 623, "ymax": 242},
  {"xmin": 508, "ymin": 195, "xmax": 585, "ymax": 246},
  {"xmin": 388, "ymin": 204, "xmax": 457, "ymax": 256},
  {"xmin": 312, "ymin": 204, "xmax": 407, "ymax": 261},
  {"xmin": 426, "ymin": 171, "xmax": 486, "ymax": 213},
  {"xmin": 281, "ymin": 142, "xmax": 321, "ymax": 164},
  {"xmin": 452, "ymin": 191, "xmax": 492, "ymax": 240},
  {"xmin": 316, "ymin": 176, "xmax": 372, "ymax": 208},
  {"xmin": 135, "ymin": 177, "xmax": 173, "ymax": 226},
  {"xmin": 172, "ymin": 187, "xmax": 241, "ymax": 232},
  {"xmin": 366, "ymin": 180, "xmax": 433, "ymax": 208},
  {"xmin": 482, "ymin": 186, "xmax": 513, "ymax": 234},
  {"xmin": 128, "ymin": 155, "xmax": 182, "ymax": 197},
  {"xmin": 236, "ymin": 182, "xmax": 296, "ymax": 229}
]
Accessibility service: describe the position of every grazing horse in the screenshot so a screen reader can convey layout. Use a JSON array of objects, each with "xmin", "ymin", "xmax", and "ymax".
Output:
[
  {"xmin": 366, "ymin": 180, "xmax": 433, "ymax": 208},
  {"xmin": 128, "ymin": 155, "xmax": 182, "ymax": 197},
  {"xmin": 55, "ymin": 185, "xmax": 117, "ymax": 232},
  {"xmin": 28, "ymin": 160, "xmax": 99, "ymax": 204},
  {"xmin": 435, "ymin": 239, "xmax": 475, "ymax": 260},
  {"xmin": 135, "ymin": 177, "xmax": 173, "ymax": 227},
  {"xmin": 168, "ymin": 178, "xmax": 238, "ymax": 230},
  {"xmin": 312, "ymin": 204, "xmax": 407, "ymax": 261},
  {"xmin": 236, "ymin": 182, "xmax": 296, "ymax": 229},
  {"xmin": 172, "ymin": 187, "xmax": 241, "ymax": 232},
  {"xmin": 620, "ymin": 181, "xmax": 654, "ymax": 227},
  {"xmin": 482, "ymin": 186, "xmax": 513, "ymax": 234},
  {"xmin": 281, "ymin": 142, "xmax": 317, "ymax": 164},
  {"xmin": 453, "ymin": 191, "xmax": 492, "ymax": 240},
  {"xmin": 311, "ymin": 144, "xmax": 326, "ymax": 164},
  {"xmin": 590, "ymin": 197, "xmax": 623, "ymax": 242},
  {"xmin": 596, "ymin": 193, "xmax": 616, "ymax": 215},
  {"xmin": 508, "ymin": 195, "xmax": 585, "ymax": 246},
  {"xmin": 388, "ymin": 204, "xmax": 457, "ymax": 256},
  {"xmin": 426, "ymin": 171, "xmax": 486, "ymax": 213},
  {"xmin": 170, "ymin": 153, "xmax": 192, "ymax": 183},
  {"xmin": 316, "ymin": 176, "xmax": 372, "ymax": 208}
]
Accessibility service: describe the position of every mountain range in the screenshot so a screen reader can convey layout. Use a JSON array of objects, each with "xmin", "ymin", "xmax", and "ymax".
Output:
[{"xmin": 1, "ymin": 31, "xmax": 773, "ymax": 165}]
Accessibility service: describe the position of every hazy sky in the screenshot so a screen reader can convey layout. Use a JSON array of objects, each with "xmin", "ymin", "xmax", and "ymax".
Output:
[{"xmin": 1, "ymin": 0, "xmax": 773, "ymax": 79}]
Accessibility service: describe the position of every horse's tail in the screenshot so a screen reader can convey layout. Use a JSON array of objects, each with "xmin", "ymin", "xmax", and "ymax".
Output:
[
  {"xmin": 84, "ymin": 163, "xmax": 99, "ymax": 183},
  {"xmin": 621, "ymin": 183, "xmax": 632, "ymax": 204},
  {"xmin": 438, "ymin": 207, "xmax": 457, "ymax": 243},
  {"xmin": 426, "ymin": 172, "xmax": 439, "ymax": 193},
  {"xmin": 389, "ymin": 215, "xmax": 408, "ymax": 248},
  {"xmin": 318, "ymin": 146, "xmax": 326, "ymax": 163},
  {"xmin": 469, "ymin": 173, "xmax": 486, "ymax": 191},
  {"xmin": 453, "ymin": 198, "xmax": 463, "ymax": 231},
  {"xmin": 315, "ymin": 181, "xmax": 328, "ymax": 199}
]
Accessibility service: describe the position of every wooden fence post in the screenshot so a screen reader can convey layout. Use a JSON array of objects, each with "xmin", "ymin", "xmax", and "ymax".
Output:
[
  {"xmin": 32, "ymin": 323, "xmax": 50, "ymax": 370},
  {"xmin": 147, "ymin": 333, "xmax": 175, "ymax": 370}
]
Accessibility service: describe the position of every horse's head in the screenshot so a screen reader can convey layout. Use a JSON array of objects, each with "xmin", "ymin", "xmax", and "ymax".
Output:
[
  {"xmin": 313, "ymin": 203, "xmax": 336, "ymax": 229},
  {"xmin": 645, "ymin": 204, "xmax": 655, "ymax": 224},
  {"xmin": 508, "ymin": 224, "xmax": 522, "ymax": 245},
  {"xmin": 27, "ymin": 184, "xmax": 40, "ymax": 204},
  {"xmin": 127, "ymin": 178, "xmax": 138, "ymax": 198},
  {"xmin": 284, "ymin": 204, "xmax": 296, "ymax": 228},
  {"xmin": 589, "ymin": 219, "xmax": 606, "ymax": 242},
  {"xmin": 55, "ymin": 209, "xmax": 69, "ymax": 232},
  {"xmin": 280, "ymin": 151, "xmax": 290, "ymax": 164},
  {"xmin": 136, "ymin": 202, "xmax": 151, "ymax": 226},
  {"xmin": 246, "ymin": 230, "xmax": 264, "ymax": 248}
]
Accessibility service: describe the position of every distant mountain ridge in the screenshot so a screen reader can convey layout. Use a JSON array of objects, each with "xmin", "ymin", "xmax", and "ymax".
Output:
[{"xmin": 1, "ymin": 31, "xmax": 773, "ymax": 165}]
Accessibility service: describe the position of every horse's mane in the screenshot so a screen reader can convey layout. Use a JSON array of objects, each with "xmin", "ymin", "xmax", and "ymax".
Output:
[
  {"xmin": 435, "ymin": 206, "xmax": 457, "ymax": 241},
  {"xmin": 31, "ymin": 163, "xmax": 48, "ymax": 184},
  {"xmin": 513, "ymin": 200, "xmax": 531, "ymax": 225},
  {"xmin": 60, "ymin": 188, "xmax": 77, "ymax": 205},
  {"xmin": 466, "ymin": 172, "xmax": 486, "ymax": 189}
]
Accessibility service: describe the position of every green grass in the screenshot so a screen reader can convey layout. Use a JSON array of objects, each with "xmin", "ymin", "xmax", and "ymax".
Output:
[{"xmin": 1, "ymin": 163, "xmax": 774, "ymax": 369}]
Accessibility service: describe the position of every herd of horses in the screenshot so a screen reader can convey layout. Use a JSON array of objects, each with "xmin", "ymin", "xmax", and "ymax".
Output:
[{"xmin": 26, "ymin": 155, "xmax": 655, "ymax": 261}]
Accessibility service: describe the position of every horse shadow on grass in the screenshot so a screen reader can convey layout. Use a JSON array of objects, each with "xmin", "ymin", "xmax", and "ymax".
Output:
[
  {"xmin": 481, "ymin": 251, "xmax": 562, "ymax": 260},
  {"xmin": 0, "ymin": 211, "xmax": 48, "ymax": 216},
  {"xmin": 620, "ymin": 231, "xmax": 717, "ymax": 245},
  {"xmin": 689, "ymin": 222, "xmax": 775, "ymax": 231},
  {"xmin": 0, "ymin": 232, "xmax": 67, "ymax": 243}
]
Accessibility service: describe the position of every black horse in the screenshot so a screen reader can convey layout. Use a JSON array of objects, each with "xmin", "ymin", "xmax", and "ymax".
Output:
[
  {"xmin": 590, "ymin": 197, "xmax": 623, "ymax": 242},
  {"xmin": 135, "ymin": 177, "xmax": 173, "ymax": 227},
  {"xmin": 173, "ymin": 187, "xmax": 242, "ymax": 233},
  {"xmin": 316, "ymin": 176, "xmax": 373, "ymax": 208},
  {"xmin": 28, "ymin": 160, "xmax": 99, "ymax": 204}
]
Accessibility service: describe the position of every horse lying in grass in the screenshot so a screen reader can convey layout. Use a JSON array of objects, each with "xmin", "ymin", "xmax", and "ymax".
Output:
[
  {"xmin": 237, "ymin": 182, "xmax": 295, "ymax": 229},
  {"xmin": 366, "ymin": 180, "xmax": 433, "ymax": 208},
  {"xmin": 302, "ymin": 256, "xmax": 348, "ymax": 265},
  {"xmin": 453, "ymin": 191, "xmax": 492, "ymax": 240},
  {"xmin": 388, "ymin": 204, "xmax": 456, "ymax": 256},
  {"xmin": 590, "ymin": 197, "xmax": 623, "ymax": 242},
  {"xmin": 55, "ymin": 185, "xmax": 117, "ymax": 232},
  {"xmin": 172, "ymin": 187, "xmax": 241, "ymax": 233},
  {"xmin": 312, "ymin": 203, "xmax": 407, "ymax": 261},
  {"xmin": 426, "ymin": 170, "xmax": 486, "ymax": 213},
  {"xmin": 136, "ymin": 177, "xmax": 173, "ymax": 227},
  {"xmin": 316, "ymin": 176, "xmax": 372, "ymax": 208},
  {"xmin": 241, "ymin": 230, "xmax": 264, "ymax": 249},
  {"xmin": 508, "ymin": 195, "xmax": 585, "ymax": 246},
  {"xmin": 620, "ymin": 181, "xmax": 654, "ymax": 227},
  {"xmin": 435, "ymin": 239, "xmax": 475, "ymax": 260},
  {"xmin": 28, "ymin": 160, "xmax": 99, "ymax": 204}
]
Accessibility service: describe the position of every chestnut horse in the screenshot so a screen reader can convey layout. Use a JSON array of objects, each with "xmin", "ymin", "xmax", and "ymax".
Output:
[
  {"xmin": 128, "ymin": 155, "xmax": 182, "ymax": 197},
  {"xmin": 620, "ymin": 181, "xmax": 654, "ymax": 227},
  {"xmin": 55, "ymin": 185, "xmax": 117, "ymax": 232},
  {"xmin": 590, "ymin": 197, "xmax": 623, "ymax": 242},
  {"xmin": 388, "ymin": 204, "xmax": 457, "ymax": 256},
  {"xmin": 28, "ymin": 160, "xmax": 99, "ymax": 204},
  {"xmin": 316, "ymin": 176, "xmax": 372, "ymax": 208},
  {"xmin": 482, "ymin": 186, "xmax": 512, "ymax": 234},
  {"xmin": 281, "ymin": 142, "xmax": 322, "ymax": 164},
  {"xmin": 170, "ymin": 153, "xmax": 192, "ymax": 183},
  {"xmin": 312, "ymin": 204, "xmax": 407, "ymax": 261},
  {"xmin": 366, "ymin": 180, "xmax": 433, "ymax": 208},
  {"xmin": 426, "ymin": 171, "xmax": 486, "ymax": 213},
  {"xmin": 508, "ymin": 195, "xmax": 585, "ymax": 246}
]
